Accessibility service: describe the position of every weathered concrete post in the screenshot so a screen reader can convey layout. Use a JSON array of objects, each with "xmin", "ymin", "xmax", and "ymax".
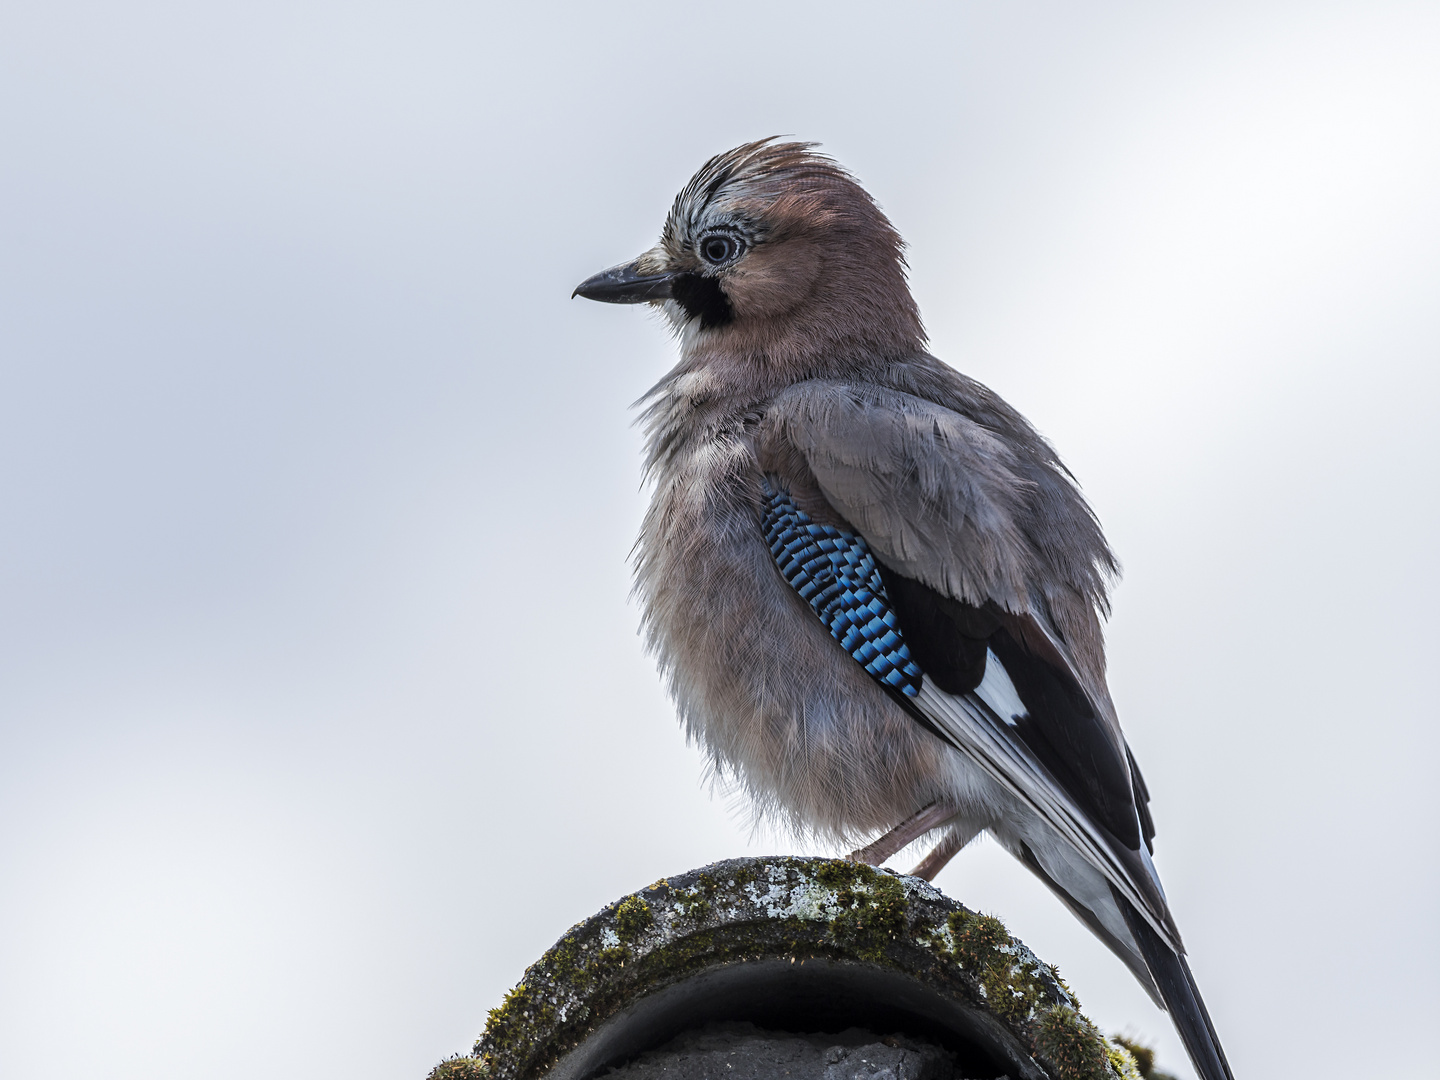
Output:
[{"xmin": 429, "ymin": 857, "xmax": 1145, "ymax": 1080}]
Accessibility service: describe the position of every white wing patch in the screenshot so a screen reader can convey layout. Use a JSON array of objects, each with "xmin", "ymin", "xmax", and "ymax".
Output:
[{"xmin": 975, "ymin": 648, "xmax": 1028, "ymax": 725}]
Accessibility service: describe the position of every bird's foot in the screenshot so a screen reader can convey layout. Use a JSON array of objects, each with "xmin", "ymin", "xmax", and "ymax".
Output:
[
  {"xmin": 908, "ymin": 824, "xmax": 981, "ymax": 881},
  {"xmin": 846, "ymin": 801, "xmax": 955, "ymax": 866}
]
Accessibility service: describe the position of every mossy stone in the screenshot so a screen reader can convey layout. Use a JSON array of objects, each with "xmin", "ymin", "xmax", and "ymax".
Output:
[{"xmin": 435, "ymin": 856, "xmax": 1136, "ymax": 1080}]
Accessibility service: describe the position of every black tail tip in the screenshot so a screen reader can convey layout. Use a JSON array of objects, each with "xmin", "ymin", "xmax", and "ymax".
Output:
[{"xmin": 1116, "ymin": 894, "xmax": 1235, "ymax": 1080}]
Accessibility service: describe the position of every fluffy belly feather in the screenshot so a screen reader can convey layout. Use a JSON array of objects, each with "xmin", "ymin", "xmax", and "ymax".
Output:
[{"xmin": 634, "ymin": 429, "xmax": 1002, "ymax": 844}]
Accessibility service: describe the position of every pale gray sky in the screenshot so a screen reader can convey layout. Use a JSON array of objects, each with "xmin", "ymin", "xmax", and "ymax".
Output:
[{"xmin": 1, "ymin": 3, "xmax": 1436, "ymax": 1078}]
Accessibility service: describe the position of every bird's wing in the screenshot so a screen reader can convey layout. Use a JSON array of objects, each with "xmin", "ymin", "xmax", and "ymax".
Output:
[{"xmin": 763, "ymin": 379, "xmax": 1174, "ymax": 944}]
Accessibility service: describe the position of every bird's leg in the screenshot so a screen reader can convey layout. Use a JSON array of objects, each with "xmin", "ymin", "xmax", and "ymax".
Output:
[
  {"xmin": 846, "ymin": 801, "xmax": 955, "ymax": 867},
  {"xmin": 909, "ymin": 824, "xmax": 983, "ymax": 881}
]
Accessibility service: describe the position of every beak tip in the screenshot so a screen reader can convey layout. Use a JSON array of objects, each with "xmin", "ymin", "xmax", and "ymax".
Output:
[{"xmin": 573, "ymin": 261, "xmax": 675, "ymax": 305}]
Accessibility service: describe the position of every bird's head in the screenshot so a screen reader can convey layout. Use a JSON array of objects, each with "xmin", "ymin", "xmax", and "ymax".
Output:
[{"xmin": 574, "ymin": 139, "xmax": 924, "ymax": 366}]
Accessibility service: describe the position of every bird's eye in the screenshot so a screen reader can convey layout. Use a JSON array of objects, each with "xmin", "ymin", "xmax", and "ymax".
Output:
[{"xmin": 699, "ymin": 234, "xmax": 742, "ymax": 266}]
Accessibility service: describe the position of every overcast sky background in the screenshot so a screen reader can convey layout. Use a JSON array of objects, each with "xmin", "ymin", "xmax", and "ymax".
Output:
[{"xmin": 1, "ymin": 2, "xmax": 1436, "ymax": 1078}]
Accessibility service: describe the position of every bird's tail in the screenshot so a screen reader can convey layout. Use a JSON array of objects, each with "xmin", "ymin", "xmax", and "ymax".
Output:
[{"xmin": 1115, "ymin": 889, "xmax": 1235, "ymax": 1080}]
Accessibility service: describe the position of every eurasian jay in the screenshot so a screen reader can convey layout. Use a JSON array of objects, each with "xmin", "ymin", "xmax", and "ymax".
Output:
[{"xmin": 575, "ymin": 139, "xmax": 1233, "ymax": 1080}]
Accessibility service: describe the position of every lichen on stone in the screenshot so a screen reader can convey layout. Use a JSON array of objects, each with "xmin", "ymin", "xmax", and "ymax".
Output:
[
  {"xmin": 672, "ymin": 886, "xmax": 712, "ymax": 921},
  {"xmin": 457, "ymin": 856, "xmax": 1136, "ymax": 1080}
]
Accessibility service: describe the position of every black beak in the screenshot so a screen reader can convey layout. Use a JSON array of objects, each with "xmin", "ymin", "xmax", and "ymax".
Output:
[{"xmin": 572, "ymin": 260, "xmax": 675, "ymax": 304}]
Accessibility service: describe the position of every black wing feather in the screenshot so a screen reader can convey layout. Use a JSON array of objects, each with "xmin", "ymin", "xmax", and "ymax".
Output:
[
  {"xmin": 877, "ymin": 564, "xmax": 1144, "ymax": 852},
  {"xmin": 1126, "ymin": 742, "xmax": 1157, "ymax": 852}
]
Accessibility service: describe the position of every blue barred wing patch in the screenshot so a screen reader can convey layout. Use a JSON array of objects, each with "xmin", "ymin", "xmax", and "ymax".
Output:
[{"xmin": 761, "ymin": 479, "xmax": 925, "ymax": 696}]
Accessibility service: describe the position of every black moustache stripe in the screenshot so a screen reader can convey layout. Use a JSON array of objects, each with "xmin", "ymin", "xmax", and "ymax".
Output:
[{"xmin": 670, "ymin": 273, "xmax": 734, "ymax": 330}]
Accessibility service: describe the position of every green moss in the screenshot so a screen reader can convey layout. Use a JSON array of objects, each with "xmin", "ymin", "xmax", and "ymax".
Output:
[
  {"xmin": 670, "ymin": 873, "xmax": 717, "ymax": 922},
  {"xmin": 1111, "ymin": 1037, "xmax": 1153, "ymax": 1076},
  {"xmin": 544, "ymin": 941, "xmax": 580, "ymax": 983},
  {"xmin": 1105, "ymin": 1041, "xmax": 1143, "ymax": 1080},
  {"xmin": 427, "ymin": 1056, "xmax": 491, "ymax": 1080},
  {"xmin": 675, "ymin": 890, "xmax": 711, "ymax": 921},
  {"xmin": 468, "ymin": 857, "xmax": 1109, "ymax": 1080},
  {"xmin": 1033, "ymin": 1005, "xmax": 1116, "ymax": 1080},
  {"xmin": 1049, "ymin": 963, "xmax": 1081, "ymax": 1010},
  {"xmin": 828, "ymin": 871, "xmax": 908, "ymax": 961},
  {"xmin": 484, "ymin": 984, "xmax": 529, "ymax": 1032},
  {"xmin": 641, "ymin": 927, "xmax": 717, "ymax": 974},
  {"xmin": 482, "ymin": 982, "xmax": 558, "ymax": 1066},
  {"xmin": 944, "ymin": 910, "xmax": 1044, "ymax": 1023},
  {"xmin": 814, "ymin": 858, "xmax": 861, "ymax": 890},
  {"xmin": 614, "ymin": 896, "xmax": 653, "ymax": 942},
  {"xmin": 947, "ymin": 909, "xmax": 1007, "ymax": 964},
  {"xmin": 1110, "ymin": 1036, "xmax": 1173, "ymax": 1080}
]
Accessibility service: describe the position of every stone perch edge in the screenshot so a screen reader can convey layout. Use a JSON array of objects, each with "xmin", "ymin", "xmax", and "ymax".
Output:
[{"xmin": 428, "ymin": 855, "xmax": 1153, "ymax": 1080}]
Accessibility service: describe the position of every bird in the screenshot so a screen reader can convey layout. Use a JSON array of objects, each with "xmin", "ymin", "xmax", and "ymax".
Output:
[{"xmin": 573, "ymin": 139, "xmax": 1234, "ymax": 1080}]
